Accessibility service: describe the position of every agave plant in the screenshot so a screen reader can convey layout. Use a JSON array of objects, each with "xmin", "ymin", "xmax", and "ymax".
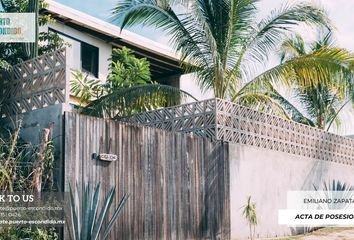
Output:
[
  {"xmin": 68, "ymin": 182, "xmax": 129, "ymax": 240},
  {"xmin": 314, "ymin": 180, "xmax": 354, "ymax": 210}
]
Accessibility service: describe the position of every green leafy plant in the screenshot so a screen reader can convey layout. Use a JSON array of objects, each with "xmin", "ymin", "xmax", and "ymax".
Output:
[
  {"xmin": 242, "ymin": 196, "xmax": 257, "ymax": 240},
  {"xmin": 71, "ymin": 47, "xmax": 196, "ymax": 118},
  {"xmin": 85, "ymin": 84, "xmax": 195, "ymax": 118},
  {"xmin": 109, "ymin": 47, "xmax": 152, "ymax": 88},
  {"xmin": 0, "ymin": 226, "xmax": 58, "ymax": 240},
  {"xmin": 68, "ymin": 182, "xmax": 129, "ymax": 240},
  {"xmin": 70, "ymin": 71, "xmax": 105, "ymax": 107}
]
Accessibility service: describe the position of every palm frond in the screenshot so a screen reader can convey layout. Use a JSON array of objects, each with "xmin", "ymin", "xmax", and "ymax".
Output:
[
  {"xmin": 236, "ymin": 80, "xmax": 315, "ymax": 126},
  {"xmin": 84, "ymin": 84, "xmax": 197, "ymax": 119},
  {"xmin": 229, "ymin": 2, "xmax": 331, "ymax": 90},
  {"xmin": 270, "ymin": 29, "xmax": 354, "ymax": 130},
  {"xmin": 240, "ymin": 2, "xmax": 330, "ymax": 68},
  {"xmin": 245, "ymin": 48, "xmax": 354, "ymax": 94},
  {"xmin": 279, "ymin": 34, "xmax": 306, "ymax": 62},
  {"xmin": 311, "ymin": 28, "xmax": 335, "ymax": 50},
  {"xmin": 237, "ymin": 92, "xmax": 291, "ymax": 119},
  {"xmin": 267, "ymin": 88, "xmax": 315, "ymax": 126},
  {"xmin": 112, "ymin": 0, "xmax": 207, "ymax": 67}
]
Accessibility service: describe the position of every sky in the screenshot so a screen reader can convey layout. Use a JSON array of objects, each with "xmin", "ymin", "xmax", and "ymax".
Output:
[
  {"xmin": 56, "ymin": 0, "xmax": 354, "ymax": 51},
  {"xmin": 56, "ymin": 0, "xmax": 354, "ymax": 134}
]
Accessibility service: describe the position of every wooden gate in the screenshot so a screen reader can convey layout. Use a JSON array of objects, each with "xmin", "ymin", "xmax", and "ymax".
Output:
[{"xmin": 64, "ymin": 112, "xmax": 230, "ymax": 239}]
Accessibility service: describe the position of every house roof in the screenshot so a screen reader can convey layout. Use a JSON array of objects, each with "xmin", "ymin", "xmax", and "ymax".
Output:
[{"xmin": 41, "ymin": 0, "xmax": 184, "ymax": 79}]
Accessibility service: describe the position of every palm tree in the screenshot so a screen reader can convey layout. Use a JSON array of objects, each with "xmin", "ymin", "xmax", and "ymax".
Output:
[
  {"xmin": 242, "ymin": 196, "xmax": 257, "ymax": 240},
  {"xmin": 291, "ymin": 83, "xmax": 343, "ymax": 130},
  {"xmin": 244, "ymin": 31, "xmax": 354, "ymax": 130},
  {"xmin": 111, "ymin": 0, "xmax": 354, "ymax": 102}
]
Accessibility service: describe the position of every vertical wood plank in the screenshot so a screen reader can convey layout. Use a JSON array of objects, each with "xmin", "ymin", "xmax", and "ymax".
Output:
[{"xmin": 64, "ymin": 113, "xmax": 230, "ymax": 240}]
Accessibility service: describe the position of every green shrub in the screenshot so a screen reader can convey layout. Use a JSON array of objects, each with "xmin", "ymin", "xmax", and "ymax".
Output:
[{"xmin": 0, "ymin": 122, "xmax": 58, "ymax": 238}]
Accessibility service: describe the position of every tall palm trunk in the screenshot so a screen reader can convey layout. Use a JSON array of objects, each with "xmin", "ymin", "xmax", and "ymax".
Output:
[
  {"xmin": 249, "ymin": 223, "xmax": 252, "ymax": 240},
  {"xmin": 215, "ymin": 69, "xmax": 224, "ymax": 98},
  {"xmin": 317, "ymin": 113, "xmax": 325, "ymax": 129}
]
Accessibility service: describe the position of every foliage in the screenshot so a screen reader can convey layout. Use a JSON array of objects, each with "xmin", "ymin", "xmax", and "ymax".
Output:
[
  {"xmin": 0, "ymin": 226, "xmax": 58, "ymax": 240},
  {"xmin": 67, "ymin": 182, "xmax": 129, "ymax": 240},
  {"xmin": 0, "ymin": 123, "xmax": 58, "ymax": 239},
  {"xmin": 319, "ymin": 180, "xmax": 354, "ymax": 192},
  {"xmin": 85, "ymin": 84, "xmax": 194, "ymax": 118},
  {"xmin": 71, "ymin": 71, "xmax": 105, "ymax": 106},
  {"xmin": 109, "ymin": 47, "xmax": 152, "ymax": 88},
  {"xmin": 112, "ymin": 0, "xmax": 334, "ymax": 100},
  {"xmin": 0, "ymin": 121, "xmax": 55, "ymax": 192},
  {"xmin": 71, "ymin": 47, "xmax": 152, "ymax": 106},
  {"xmin": 314, "ymin": 180, "xmax": 354, "ymax": 210},
  {"xmin": 242, "ymin": 196, "xmax": 257, "ymax": 240},
  {"xmin": 0, "ymin": 121, "xmax": 30, "ymax": 192},
  {"xmin": 71, "ymin": 47, "xmax": 196, "ymax": 118},
  {"xmin": 41, "ymin": 140, "xmax": 55, "ymax": 191},
  {"xmin": 241, "ymin": 31, "xmax": 354, "ymax": 130},
  {"xmin": 0, "ymin": 0, "xmax": 65, "ymax": 67}
]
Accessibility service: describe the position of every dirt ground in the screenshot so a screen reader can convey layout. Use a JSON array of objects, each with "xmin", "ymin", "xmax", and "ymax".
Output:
[
  {"xmin": 300, "ymin": 229, "xmax": 354, "ymax": 240},
  {"xmin": 271, "ymin": 228, "xmax": 354, "ymax": 240}
]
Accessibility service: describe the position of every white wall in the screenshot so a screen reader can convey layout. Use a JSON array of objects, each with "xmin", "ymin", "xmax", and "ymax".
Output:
[
  {"xmin": 229, "ymin": 143, "xmax": 354, "ymax": 239},
  {"xmin": 48, "ymin": 22, "xmax": 112, "ymax": 82}
]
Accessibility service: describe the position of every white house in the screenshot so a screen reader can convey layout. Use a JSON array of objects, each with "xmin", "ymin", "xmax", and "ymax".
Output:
[{"xmin": 41, "ymin": 0, "xmax": 213, "ymax": 101}]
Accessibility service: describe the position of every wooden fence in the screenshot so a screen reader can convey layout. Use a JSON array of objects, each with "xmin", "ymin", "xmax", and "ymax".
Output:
[{"xmin": 64, "ymin": 112, "xmax": 230, "ymax": 239}]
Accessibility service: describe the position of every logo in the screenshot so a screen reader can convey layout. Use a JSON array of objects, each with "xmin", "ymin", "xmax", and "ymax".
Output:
[{"xmin": 0, "ymin": 13, "xmax": 35, "ymax": 42}]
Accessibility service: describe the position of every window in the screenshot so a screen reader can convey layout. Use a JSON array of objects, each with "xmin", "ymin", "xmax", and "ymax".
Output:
[
  {"xmin": 81, "ymin": 42, "xmax": 99, "ymax": 78},
  {"xmin": 48, "ymin": 28, "xmax": 100, "ymax": 78}
]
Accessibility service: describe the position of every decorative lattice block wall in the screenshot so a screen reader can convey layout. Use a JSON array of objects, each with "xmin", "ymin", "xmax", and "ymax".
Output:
[
  {"xmin": 123, "ymin": 98, "xmax": 354, "ymax": 165},
  {"xmin": 0, "ymin": 48, "xmax": 69, "ymax": 118}
]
